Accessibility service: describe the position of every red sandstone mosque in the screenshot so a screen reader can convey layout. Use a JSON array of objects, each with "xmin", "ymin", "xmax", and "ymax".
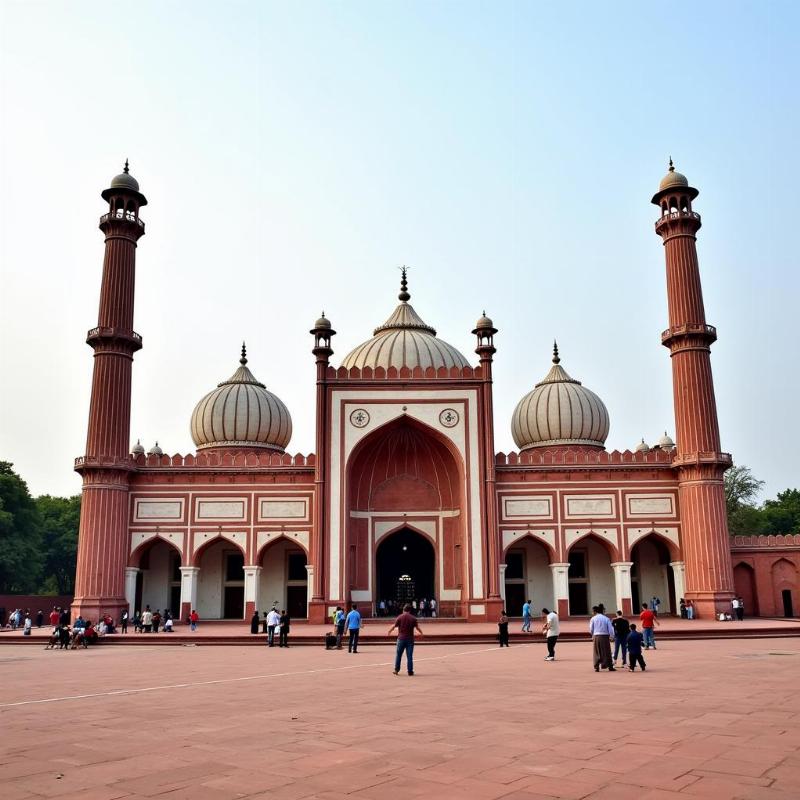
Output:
[{"xmin": 71, "ymin": 162, "xmax": 799, "ymax": 624}]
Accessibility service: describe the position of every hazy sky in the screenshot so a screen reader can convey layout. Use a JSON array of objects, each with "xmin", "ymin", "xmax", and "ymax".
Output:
[{"xmin": 1, "ymin": 2, "xmax": 797, "ymax": 501}]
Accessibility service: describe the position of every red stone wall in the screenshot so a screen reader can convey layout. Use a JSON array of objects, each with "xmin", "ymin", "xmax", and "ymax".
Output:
[{"xmin": 731, "ymin": 535, "xmax": 800, "ymax": 617}]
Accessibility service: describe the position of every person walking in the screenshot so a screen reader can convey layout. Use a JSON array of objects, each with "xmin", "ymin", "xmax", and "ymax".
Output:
[
  {"xmin": 498, "ymin": 610, "xmax": 510, "ymax": 647},
  {"xmin": 626, "ymin": 623, "xmax": 647, "ymax": 671},
  {"xmin": 612, "ymin": 610, "xmax": 629, "ymax": 667},
  {"xmin": 36, "ymin": 610, "xmax": 44, "ymax": 628},
  {"xmin": 152, "ymin": 610, "xmax": 161, "ymax": 633},
  {"xmin": 345, "ymin": 603, "xmax": 362, "ymax": 653},
  {"xmin": 266, "ymin": 607, "xmax": 280, "ymax": 647},
  {"xmin": 640, "ymin": 604, "xmax": 658, "ymax": 649},
  {"xmin": 190, "ymin": 609, "xmax": 199, "ymax": 631},
  {"xmin": 334, "ymin": 606, "xmax": 346, "ymax": 649},
  {"xmin": 650, "ymin": 596, "xmax": 661, "ymax": 617},
  {"xmin": 389, "ymin": 603, "xmax": 423, "ymax": 675},
  {"xmin": 521, "ymin": 599, "xmax": 533, "ymax": 633},
  {"xmin": 589, "ymin": 606, "xmax": 616, "ymax": 672},
  {"xmin": 141, "ymin": 606, "xmax": 153, "ymax": 633},
  {"xmin": 279, "ymin": 610, "xmax": 290, "ymax": 647},
  {"xmin": 430, "ymin": 597, "xmax": 437, "ymax": 618},
  {"xmin": 120, "ymin": 609, "xmax": 129, "ymax": 634},
  {"xmin": 542, "ymin": 607, "xmax": 559, "ymax": 661},
  {"xmin": 737, "ymin": 597, "xmax": 745, "ymax": 621},
  {"xmin": 133, "ymin": 610, "xmax": 142, "ymax": 632}
]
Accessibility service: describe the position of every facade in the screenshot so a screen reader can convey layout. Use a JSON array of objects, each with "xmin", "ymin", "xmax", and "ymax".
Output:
[{"xmin": 71, "ymin": 162, "xmax": 798, "ymax": 624}]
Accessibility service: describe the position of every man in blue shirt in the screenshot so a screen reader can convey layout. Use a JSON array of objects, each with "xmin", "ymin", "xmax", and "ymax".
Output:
[
  {"xmin": 345, "ymin": 603, "xmax": 362, "ymax": 653},
  {"xmin": 334, "ymin": 606, "xmax": 346, "ymax": 650},
  {"xmin": 521, "ymin": 599, "xmax": 532, "ymax": 633},
  {"xmin": 589, "ymin": 606, "xmax": 616, "ymax": 672}
]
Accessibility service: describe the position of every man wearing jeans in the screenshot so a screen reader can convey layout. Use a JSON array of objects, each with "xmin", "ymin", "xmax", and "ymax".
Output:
[
  {"xmin": 640, "ymin": 604, "xmax": 658, "ymax": 649},
  {"xmin": 345, "ymin": 603, "xmax": 361, "ymax": 653},
  {"xmin": 521, "ymin": 599, "xmax": 533, "ymax": 633},
  {"xmin": 389, "ymin": 604, "xmax": 423, "ymax": 675}
]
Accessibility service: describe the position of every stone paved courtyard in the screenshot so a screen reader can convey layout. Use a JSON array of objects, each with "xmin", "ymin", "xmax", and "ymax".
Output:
[{"xmin": 1, "ymin": 638, "xmax": 799, "ymax": 800}]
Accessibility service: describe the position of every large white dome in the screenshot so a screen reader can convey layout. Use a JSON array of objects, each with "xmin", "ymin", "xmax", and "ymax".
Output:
[
  {"xmin": 340, "ymin": 274, "xmax": 470, "ymax": 372},
  {"xmin": 190, "ymin": 347, "xmax": 292, "ymax": 451},
  {"xmin": 512, "ymin": 345, "xmax": 609, "ymax": 450}
]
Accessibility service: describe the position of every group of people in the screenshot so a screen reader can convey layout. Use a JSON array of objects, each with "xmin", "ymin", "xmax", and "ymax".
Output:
[
  {"xmin": 129, "ymin": 606, "xmax": 176, "ymax": 633},
  {"xmin": 376, "ymin": 598, "xmax": 437, "ymax": 617},
  {"xmin": 250, "ymin": 607, "xmax": 291, "ymax": 646}
]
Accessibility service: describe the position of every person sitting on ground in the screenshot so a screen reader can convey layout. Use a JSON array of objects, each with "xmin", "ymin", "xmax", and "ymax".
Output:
[
  {"xmin": 83, "ymin": 621, "xmax": 98, "ymax": 646},
  {"xmin": 45, "ymin": 628, "xmax": 61, "ymax": 649},
  {"xmin": 164, "ymin": 616, "xmax": 174, "ymax": 632},
  {"xmin": 58, "ymin": 625, "xmax": 72, "ymax": 650}
]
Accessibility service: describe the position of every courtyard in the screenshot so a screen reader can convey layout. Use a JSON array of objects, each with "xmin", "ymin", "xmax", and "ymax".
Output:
[{"xmin": 1, "ymin": 638, "xmax": 799, "ymax": 800}]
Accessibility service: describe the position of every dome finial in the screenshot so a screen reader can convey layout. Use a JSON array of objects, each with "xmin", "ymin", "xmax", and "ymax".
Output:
[
  {"xmin": 124, "ymin": 158, "xmax": 130, "ymax": 174},
  {"xmin": 240, "ymin": 341, "xmax": 247, "ymax": 365},
  {"xmin": 398, "ymin": 265, "xmax": 410, "ymax": 302},
  {"xmin": 668, "ymin": 156, "xmax": 674, "ymax": 172},
  {"xmin": 552, "ymin": 340, "xmax": 560, "ymax": 364}
]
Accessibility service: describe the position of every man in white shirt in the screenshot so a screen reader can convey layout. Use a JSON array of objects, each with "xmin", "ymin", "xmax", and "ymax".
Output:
[
  {"xmin": 541, "ymin": 608, "xmax": 559, "ymax": 661},
  {"xmin": 589, "ymin": 606, "xmax": 616, "ymax": 672},
  {"xmin": 266, "ymin": 607, "xmax": 281, "ymax": 647}
]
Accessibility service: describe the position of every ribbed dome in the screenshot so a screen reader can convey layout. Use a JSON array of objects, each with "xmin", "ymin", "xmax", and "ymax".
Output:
[
  {"xmin": 109, "ymin": 160, "xmax": 140, "ymax": 192},
  {"xmin": 131, "ymin": 439, "xmax": 145, "ymax": 456},
  {"xmin": 512, "ymin": 343, "xmax": 610, "ymax": 450},
  {"xmin": 635, "ymin": 439, "xmax": 650, "ymax": 453},
  {"xmin": 341, "ymin": 272, "xmax": 470, "ymax": 372},
  {"xmin": 190, "ymin": 345, "xmax": 292, "ymax": 451},
  {"xmin": 657, "ymin": 432, "xmax": 676, "ymax": 450},
  {"xmin": 659, "ymin": 159, "xmax": 689, "ymax": 191}
]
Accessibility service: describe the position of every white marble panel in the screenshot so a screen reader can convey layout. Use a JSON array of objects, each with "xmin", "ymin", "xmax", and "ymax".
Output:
[
  {"xmin": 196, "ymin": 499, "xmax": 246, "ymax": 520},
  {"xmin": 565, "ymin": 496, "xmax": 615, "ymax": 518},
  {"xmin": 503, "ymin": 498, "xmax": 552, "ymax": 519},
  {"xmin": 260, "ymin": 499, "xmax": 307, "ymax": 519},
  {"xmin": 627, "ymin": 495, "xmax": 675, "ymax": 517},
  {"xmin": 134, "ymin": 500, "xmax": 183, "ymax": 521}
]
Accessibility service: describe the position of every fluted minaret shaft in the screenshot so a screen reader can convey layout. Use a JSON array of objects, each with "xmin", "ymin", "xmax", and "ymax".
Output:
[
  {"xmin": 73, "ymin": 168, "xmax": 147, "ymax": 622},
  {"xmin": 653, "ymin": 167, "xmax": 733, "ymax": 618}
]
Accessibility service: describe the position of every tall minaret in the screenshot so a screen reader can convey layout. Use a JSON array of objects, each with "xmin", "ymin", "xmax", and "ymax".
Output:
[
  {"xmin": 72, "ymin": 162, "xmax": 147, "ymax": 622},
  {"xmin": 652, "ymin": 160, "xmax": 734, "ymax": 618}
]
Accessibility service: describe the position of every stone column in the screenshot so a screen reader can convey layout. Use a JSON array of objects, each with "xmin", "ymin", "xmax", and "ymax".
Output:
[
  {"xmin": 244, "ymin": 566, "xmax": 262, "ymax": 619},
  {"xmin": 124, "ymin": 567, "xmax": 140, "ymax": 616},
  {"xmin": 499, "ymin": 564, "xmax": 507, "ymax": 603},
  {"xmin": 179, "ymin": 566, "xmax": 200, "ymax": 623},
  {"xmin": 611, "ymin": 561, "xmax": 634, "ymax": 615},
  {"xmin": 550, "ymin": 562, "xmax": 570, "ymax": 618},
  {"xmin": 670, "ymin": 561, "xmax": 686, "ymax": 612},
  {"xmin": 305, "ymin": 565, "xmax": 315, "ymax": 619}
]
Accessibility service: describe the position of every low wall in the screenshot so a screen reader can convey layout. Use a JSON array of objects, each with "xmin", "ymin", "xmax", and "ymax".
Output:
[
  {"xmin": 730, "ymin": 536, "xmax": 799, "ymax": 617},
  {"xmin": 0, "ymin": 595, "xmax": 73, "ymax": 625}
]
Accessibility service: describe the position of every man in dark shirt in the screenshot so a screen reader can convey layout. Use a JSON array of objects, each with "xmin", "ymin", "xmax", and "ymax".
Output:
[
  {"xmin": 388, "ymin": 604, "xmax": 423, "ymax": 676},
  {"xmin": 612, "ymin": 610, "xmax": 630, "ymax": 668},
  {"xmin": 626, "ymin": 624, "xmax": 646, "ymax": 672}
]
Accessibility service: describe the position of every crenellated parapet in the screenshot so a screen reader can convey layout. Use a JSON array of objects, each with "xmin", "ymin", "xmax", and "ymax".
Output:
[
  {"xmin": 496, "ymin": 447, "xmax": 677, "ymax": 467},
  {"xmin": 130, "ymin": 451, "xmax": 315, "ymax": 469},
  {"xmin": 325, "ymin": 364, "xmax": 482, "ymax": 381},
  {"xmin": 731, "ymin": 534, "xmax": 800, "ymax": 549}
]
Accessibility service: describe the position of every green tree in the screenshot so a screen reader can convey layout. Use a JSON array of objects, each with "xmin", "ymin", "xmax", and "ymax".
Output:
[
  {"xmin": 0, "ymin": 462, "xmax": 43, "ymax": 592},
  {"xmin": 36, "ymin": 495, "xmax": 80, "ymax": 594},
  {"xmin": 762, "ymin": 489, "xmax": 800, "ymax": 535},
  {"xmin": 724, "ymin": 464, "xmax": 764, "ymax": 518}
]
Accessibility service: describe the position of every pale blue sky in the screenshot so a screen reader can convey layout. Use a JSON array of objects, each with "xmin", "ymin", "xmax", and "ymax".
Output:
[{"xmin": 0, "ymin": 1, "xmax": 797, "ymax": 500}]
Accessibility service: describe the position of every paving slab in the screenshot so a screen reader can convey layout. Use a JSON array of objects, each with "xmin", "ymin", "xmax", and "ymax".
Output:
[{"xmin": 1, "ymin": 638, "xmax": 799, "ymax": 799}]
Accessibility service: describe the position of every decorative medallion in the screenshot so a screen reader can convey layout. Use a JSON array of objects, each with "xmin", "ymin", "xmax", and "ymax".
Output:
[
  {"xmin": 439, "ymin": 408, "xmax": 459, "ymax": 427},
  {"xmin": 349, "ymin": 408, "xmax": 370, "ymax": 428}
]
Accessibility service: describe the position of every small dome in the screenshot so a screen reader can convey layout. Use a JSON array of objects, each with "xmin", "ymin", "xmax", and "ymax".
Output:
[
  {"xmin": 109, "ymin": 160, "xmax": 140, "ymax": 192},
  {"xmin": 657, "ymin": 431, "xmax": 676, "ymax": 450},
  {"xmin": 635, "ymin": 439, "xmax": 650, "ymax": 453},
  {"xmin": 341, "ymin": 272, "xmax": 470, "ymax": 372},
  {"xmin": 511, "ymin": 343, "xmax": 610, "ymax": 450},
  {"xmin": 659, "ymin": 159, "xmax": 689, "ymax": 191},
  {"xmin": 190, "ymin": 345, "xmax": 292, "ymax": 451},
  {"xmin": 314, "ymin": 312, "xmax": 332, "ymax": 330},
  {"xmin": 147, "ymin": 442, "xmax": 163, "ymax": 456},
  {"xmin": 475, "ymin": 311, "xmax": 494, "ymax": 331},
  {"xmin": 131, "ymin": 439, "xmax": 145, "ymax": 456}
]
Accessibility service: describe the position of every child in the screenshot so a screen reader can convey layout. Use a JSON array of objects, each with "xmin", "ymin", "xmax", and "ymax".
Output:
[
  {"xmin": 626, "ymin": 623, "xmax": 646, "ymax": 672},
  {"xmin": 498, "ymin": 610, "xmax": 510, "ymax": 647}
]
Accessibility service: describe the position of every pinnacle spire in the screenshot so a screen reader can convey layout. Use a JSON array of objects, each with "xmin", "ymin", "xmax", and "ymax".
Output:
[
  {"xmin": 240, "ymin": 341, "xmax": 247, "ymax": 365},
  {"xmin": 668, "ymin": 156, "xmax": 674, "ymax": 172},
  {"xmin": 124, "ymin": 158, "xmax": 130, "ymax": 174},
  {"xmin": 398, "ymin": 265, "xmax": 410, "ymax": 302},
  {"xmin": 552, "ymin": 340, "xmax": 560, "ymax": 364}
]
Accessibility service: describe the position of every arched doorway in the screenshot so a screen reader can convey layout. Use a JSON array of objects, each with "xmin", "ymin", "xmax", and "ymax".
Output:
[
  {"xmin": 772, "ymin": 559, "xmax": 798, "ymax": 617},
  {"xmin": 503, "ymin": 537, "xmax": 553, "ymax": 617},
  {"xmin": 567, "ymin": 535, "xmax": 616, "ymax": 616},
  {"xmin": 376, "ymin": 528, "xmax": 435, "ymax": 608},
  {"xmin": 196, "ymin": 538, "xmax": 246, "ymax": 619},
  {"xmin": 733, "ymin": 562, "xmax": 759, "ymax": 616},
  {"xmin": 631, "ymin": 535, "xmax": 675, "ymax": 614},
  {"xmin": 258, "ymin": 537, "xmax": 309, "ymax": 619},
  {"xmin": 134, "ymin": 539, "xmax": 182, "ymax": 617},
  {"xmin": 346, "ymin": 416, "xmax": 464, "ymax": 614}
]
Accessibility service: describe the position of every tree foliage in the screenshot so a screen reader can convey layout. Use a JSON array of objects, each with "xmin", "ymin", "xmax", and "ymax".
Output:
[
  {"xmin": 36, "ymin": 495, "xmax": 80, "ymax": 594},
  {"xmin": 725, "ymin": 464, "xmax": 800, "ymax": 536},
  {"xmin": 0, "ymin": 462, "xmax": 43, "ymax": 592}
]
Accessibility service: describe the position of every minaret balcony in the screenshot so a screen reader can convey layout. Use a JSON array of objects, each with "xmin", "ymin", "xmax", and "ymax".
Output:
[
  {"xmin": 661, "ymin": 322, "xmax": 716, "ymax": 349},
  {"xmin": 99, "ymin": 211, "xmax": 146, "ymax": 232},
  {"xmin": 86, "ymin": 326, "xmax": 143, "ymax": 352},
  {"xmin": 655, "ymin": 210, "xmax": 701, "ymax": 234}
]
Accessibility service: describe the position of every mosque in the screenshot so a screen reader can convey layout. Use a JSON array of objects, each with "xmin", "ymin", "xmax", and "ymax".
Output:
[{"xmin": 71, "ymin": 162, "xmax": 799, "ymax": 624}]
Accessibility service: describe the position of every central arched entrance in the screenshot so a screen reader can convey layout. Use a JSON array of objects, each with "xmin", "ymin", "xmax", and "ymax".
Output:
[{"xmin": 376, "ymin": 528, "xmax": 435, "ymax": 607}]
